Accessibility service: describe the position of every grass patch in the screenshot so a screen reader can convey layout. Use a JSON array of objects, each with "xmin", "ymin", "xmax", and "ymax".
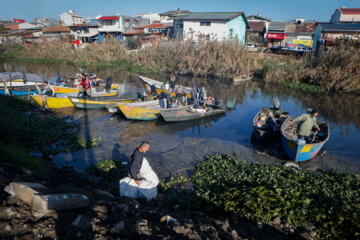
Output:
[{"xmin": 86, "ymin": 159, "xmax": 129, "ymax": 183}]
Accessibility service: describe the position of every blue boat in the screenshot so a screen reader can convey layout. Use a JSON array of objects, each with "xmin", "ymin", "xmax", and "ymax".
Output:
[
  {"xmin": 280, "ymin": 117, "xmax": 330, "ymax": 162},
  {"xmin": 0, "ymin": 89, "xmax": 39, "ymax": 96}
]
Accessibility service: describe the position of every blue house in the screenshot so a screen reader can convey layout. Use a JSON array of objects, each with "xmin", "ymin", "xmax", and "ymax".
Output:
[{"xmin": 172, "ymin": 12, "xmax": 249, "ymax": 44}]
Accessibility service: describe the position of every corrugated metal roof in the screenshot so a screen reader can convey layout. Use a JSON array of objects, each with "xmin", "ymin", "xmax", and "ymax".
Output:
[
  {"xmin": 268, "ymin": 22, "xmax": 286, "ymax": 31},
  {"xmin": 173, "ymin": 12, "xmax": 245, "ymax": 21},
  {"xmin": 319, "ymin": 23, "xmax": 360, "ymax": 32}
]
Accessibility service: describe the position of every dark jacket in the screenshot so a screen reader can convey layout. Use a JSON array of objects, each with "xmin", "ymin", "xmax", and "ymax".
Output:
[{"xmin": 130, "ymin": 148, "xmax": 143, "ymax": 180}]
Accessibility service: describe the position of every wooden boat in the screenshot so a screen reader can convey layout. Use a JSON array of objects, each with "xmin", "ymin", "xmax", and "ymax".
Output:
[
  {"xmin": 118, "ymin": 100, "xmax": 188, "ymax": 121},
  {"xmin": 32, "ymin": 90, "xmax": 117, "ymax": 109},
  {"xmin": 280, "ymin": 117, "xmax": 330, "ymax": 162},
  {"xmin": 52, "ymin": 84, "xmax": 118, "ymax": 94},
  {"xmin": 0, "ymin": 89, "xmax": 39, "ymax": 96},
  {"xmin": 252, "ymin": 108, "xmax": 289, "ymax": 141},
  {"xmin": 68, "ymin": 96, "xmax": 135, "ymax": 109},
  {"xmin": 139, "ymin": 76, "xmax": 192, "ymax": 98},
  {"xmin": 160, "ymin": 107, "xmax": 226, "ymax": 122}
]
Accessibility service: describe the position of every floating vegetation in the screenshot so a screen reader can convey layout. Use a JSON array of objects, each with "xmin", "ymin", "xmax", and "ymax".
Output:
[{"xmin": 86, "ymin": 159, "xmax": 129, "ymax": 182}]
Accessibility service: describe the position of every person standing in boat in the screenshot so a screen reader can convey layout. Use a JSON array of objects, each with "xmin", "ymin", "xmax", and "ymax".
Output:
[
  {"xmin": 289, "ymin": 109, "xmax": 321, "ymax": 143},
  {"xmin": 143, "ymin": 83, "xmax": 152, "ymax": 101},
  {"xmin": 42, "ymin": 81, "xmax": 55, "ymax": 96},
  {"xmin": 203, "ymin": 96, "xmax": 215, "ymax": 111},
  {"xmin": 170, "ymin": 73, "xmax": 176, "ymax": 89},
  {"xmin": 166, "ymin": 88, "xmax": 174, "ymax": 108},
  {"xmin": 78, "ymin": 73, "xmax": 91, "ymax": 97}
]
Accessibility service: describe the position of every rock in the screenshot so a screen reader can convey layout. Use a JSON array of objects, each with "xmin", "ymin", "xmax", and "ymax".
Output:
[
  {"xmin": 93, "ymin": 189, "xmax": 114, "ymax": 200},
  {"xmin": 57, "ymin": 186, "xmax": 94, "ymax": 199},
  {"xmin": 4, "ymin": 182, "xmax": 49, "ymax": 204},
  {"xmin": 273, "ymin": 217, "xmax": 281, "ymax": 225},
  {"xmin": 32, "ymin": 194, "xmax": 89, "ymax": 212},
  {"xmin": 93, "ymin": 205, "xmax": 108, "ymax": 214},
  {"xmin": 32, "ymin": 209, "xmax": 55, "ymax": 219},
  {"xmin": 72, "ymin": 215, "xmax": 82, "ymax": 227},
  {"xmin": 76, "ymin": 231, "xmax": 82, "ymax": 238},
  {"xmin": 135, "ymin": 219, "xmax": 149, "ymax": 235},
  {"xmin": 5, "ymin": 224, "xmax": 11, "ymax": 231},
  {"xmin": 160, "ymin": 216, "xmax": 167, "ymax": 223},
  {"xmin": 231, "ymin": 229, "xmax": 238, "ymax": 239},
  {"xmin": 111, "ymin": 221, "xmax": 125, "ymax": 234},
  {"xmin": 160, "ymin": 215, "xmax": 177, "ymax": 225}
]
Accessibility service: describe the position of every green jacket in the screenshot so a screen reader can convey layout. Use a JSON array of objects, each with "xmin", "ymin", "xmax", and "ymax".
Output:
[{"xmin": 293, "ymin": 113, "xmax": 319, "ymax": 137}]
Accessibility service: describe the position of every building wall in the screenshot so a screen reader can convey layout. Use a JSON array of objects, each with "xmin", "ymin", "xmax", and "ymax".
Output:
[
  {"xmin": 227, "ymin": 15, "xmax": 247, "ymax": 44},
  {"xmin": 183, "ymin": 20, "xmax": 227, "ymax": 42},
  {"xmin": 340, "ymin": 14, "xmax": 360, "ymax": 22},
  {"xmin": 60, "ymin": 13, "xmax": 73, "ymax": 26},
  {"xmin": 98, "ymin": 17, "xmax": 124, "ymax": 32},
  {"xmin": 330, "ymin": 9, "xmax": 341, "ymax": 23}
]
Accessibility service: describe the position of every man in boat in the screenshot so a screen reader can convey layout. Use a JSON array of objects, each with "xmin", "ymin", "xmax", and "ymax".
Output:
[
  {"xmin": 42, "ymin": 81, "xmax": 55, "ymax": 96},
  {"xmin": 180, "ymin": 93, "xmax": 188, "ymax": 106},
  {"xmin": 129, "ymin": 141, "xmax": 159, "ymax": 186},
  {"xmin": 170, "ymin": 73, "xmax": 176, "ymax": 89},
  {"xmin": 166, "ymin": 88, "xmax": 174, "ymax": 108},
  {"xmin": 289, "ymin": 109, "xmax": 321, "ymax": 143},
  {"xmin": 78, "ymin": 73, "xmax": 91, "ymax": 98},
  {"xmin": 203, "ymin": 96, "xmax": 215, "ymax": 111},
  {"xmin": 162, "ymin": 81, "xmax": 170, "ymax": 90},
  {"xmin": 143, "ymin": 83, "xmax": 152, "ymax": 101},
  {"xmin": 265, "ymin": 111, "xmax": 278, "ymax": 132}
]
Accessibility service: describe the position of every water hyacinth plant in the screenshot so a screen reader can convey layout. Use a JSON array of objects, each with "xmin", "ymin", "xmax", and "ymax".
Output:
[{"xmin": 191, "ymin": 154, "xmax": 360, "ymax": 239}]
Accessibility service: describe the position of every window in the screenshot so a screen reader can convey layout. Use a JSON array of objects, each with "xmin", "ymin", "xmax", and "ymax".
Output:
[{"xmin": 200, "ymin": 21, "xmax": 211, "ymax": 26}]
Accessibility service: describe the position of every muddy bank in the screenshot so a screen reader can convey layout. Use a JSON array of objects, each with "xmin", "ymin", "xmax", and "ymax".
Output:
[{"xmin": 0, "ymin": 162, "xmax": 308, "ymax": 240}]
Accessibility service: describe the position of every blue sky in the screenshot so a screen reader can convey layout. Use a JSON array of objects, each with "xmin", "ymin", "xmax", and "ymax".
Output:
[{"xmin": 0, "ymin": 0, "xmax": 359, "ymax": 22}]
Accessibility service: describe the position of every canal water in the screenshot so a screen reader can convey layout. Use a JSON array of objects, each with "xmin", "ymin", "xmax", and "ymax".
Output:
[{"xmin": 1, "ymin": 60, "xmax": 359, "ymax": 177}]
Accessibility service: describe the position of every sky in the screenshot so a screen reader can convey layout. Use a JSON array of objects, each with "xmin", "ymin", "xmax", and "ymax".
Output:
[{"xmin": 0, "ymin": 0, "xmax": 359, "ymax": 22}]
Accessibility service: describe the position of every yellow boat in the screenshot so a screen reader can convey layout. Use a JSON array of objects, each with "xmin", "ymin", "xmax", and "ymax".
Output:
[
  {"xmin": 69, "ymin": 97, "xmax": 135, "ymax": 109},
  {"xmin": 32, "ymin": 91, "xmax": 117, "ymax": 109},
  {"xmin": 139, "ymin": 76, "xmax": 193, "ymax": 98},
  {"xmin": 53, "ymin": 84, "xmax": 118, "ymax": 94}
]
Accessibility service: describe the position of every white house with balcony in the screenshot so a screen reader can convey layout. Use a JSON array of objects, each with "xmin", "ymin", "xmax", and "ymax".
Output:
[
  {"xmin": 330, "ymin": 8, "xmax": 360, "ymax": 23},
  {"xmin": 173, "ymin": 12, "xmax": 249, "ymax": 43},
  {"xmin": 60, "ymin": 10, "xmax": 83, "ymax": 26},
  {"xmin": 97, "ymin": 16, "xmax": 124, "ymax": 43}
]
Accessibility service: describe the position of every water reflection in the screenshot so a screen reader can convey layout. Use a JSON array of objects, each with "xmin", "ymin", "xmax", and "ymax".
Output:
[{"xmin": 1, "ymin": 60, "xmax": 359, "ymax": 174}]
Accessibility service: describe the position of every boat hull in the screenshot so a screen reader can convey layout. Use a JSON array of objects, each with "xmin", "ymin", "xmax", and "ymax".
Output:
[
  {"xmin": 69, "ymin": 97, "xmax": 134, "ymax": 109},
  {"xmin": 281, "ymin": 117, "xmax": 330, "ymax": 162},
  {"xmin": 139, "ymin": 76, "xmax": 192, "ymax": 98},
  {"xmin": 160, "ymin": 108, "xmax": 226, "ymax": 122},
  {"xmin": 252, "ymin": 108, "xmax": 288, "ymax": 141},
  {"xmin": 0, "ymin": 89, "xmax": 38, "ymax": 96},
  {"xmin": 32, "ymin": 91, "xmax": 117, "ymax": 109},
  {"xmin": 118, "ymin": 104, "xmax": 160, "ymax": 120},
  {"xmin": 53, "ymin": 84, "xmax": 118, "ymax": 94}
]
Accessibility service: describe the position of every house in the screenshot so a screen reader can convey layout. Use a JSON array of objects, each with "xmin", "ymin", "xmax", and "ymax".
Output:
[
  {"xmin": 284, "ymin": 19, "xmax": 317, "ymax": 47},
  {"xmin": 313, "ymin": 23, "xmax": 360, "ymax": 50},
  {"xmin": 159, "ymin": 9, "xmax": 191, "ymax": 24},
  {"xmin": 5, "ymin": 23, "xmax": 39, "ymax": 31},
  {"xmin": 69, "ymin": 22, "xmax": 99, "ymax": 43},
  {"xmin": 124, "ymin": 23, "xmax": 172, "ymax": 46},
  {"xmin": 42, "ymin": 26, "xmax": 70, "ymax": 40},
  {"xmin": 247, "ymin": 21, "xmax": 266, "ymax": 45},
  {"xmin": 60, "ymin": 10, "xmax": 83, "ymax": 26},
  {"xmin": 330, "ymin": 8, "xmax": 360, "ymax": 23},
  {"xmin": 97, "ymin": 16, "xmax": 124, "ymax": 43},
  {"xmin": 267, "ymin": 22, "xmax": 286, "ymax": 47},
  {"xmin": 35, "ymin": 18, "xmax": 57, "ymax": 27},
  {"xmin": 133, "ymin": 12, "xmax": 162, "ymax": 24},
  {"xmin": 173, "ymin": 12, "xmax": 249, "ymax": 43},
  {"xmin": 123, "ymin": 16, "xmax": 149, "ymax": 33}
]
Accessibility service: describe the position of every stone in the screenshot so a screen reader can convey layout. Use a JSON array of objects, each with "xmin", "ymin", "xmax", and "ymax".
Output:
[
  {"xmin": 5, "ymin": 224, "xmax": 11, "ymax": 231},
  {"xmin": 57, "ymin": 186, "xmax": 94, "ymax": 199},
  {"xmin": 272, "ymin": 217, "xmax": 281, "ymax": 225},
  {"xmin": 111, "ymin": 221, "xmax": 125, "ymax": 234},
  {"xmin": 72, "ymin": 215, "xmax": 82, "ymax": 227},
  {"xmin": 135, "ymin": 219, "xmax": 149, "ymax": 234},
  {"xmin": 231, "ymin": 229, "xmax": 238, "ymax": 239},
  {"xmin": 4, "ymin": 182, "xmax": 49, "ymax": 204},
  {"xmin": 93, "ymin": 205, "xmax": 108, "ymax": 214},
  {"xmin": 93, "ymin": 189, "xmax": 114, "ymax": 200},
  {"xmin": 31, "ymin": 194, "xmax": 89, "ymax": 212}
]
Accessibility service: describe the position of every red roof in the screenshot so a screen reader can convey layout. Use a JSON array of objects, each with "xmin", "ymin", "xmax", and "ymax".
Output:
[
  {"xmin": 42, "ymin": 26, "xmax": 70, "ymax": 33},
  {"xmin": 98, "ymin": 16, "xmax": 119, "ymax": 20},
  {"xmin": 340, "ymin": 8, "xmax": 360, "ymax": 14},
  {"xmin": 248, "ymin": 21, "xmax": 265, "ymax": 32},
  {"xmin": 136, "ymin": 23, "xmax": 165, "ymax": 29}
]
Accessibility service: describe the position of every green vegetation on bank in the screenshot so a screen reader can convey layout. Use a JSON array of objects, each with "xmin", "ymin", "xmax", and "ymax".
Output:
[
  {"xmin": 157, "ymin": 154, "xmax": 360, "ymax": 239},
  {"xmin": 0, "ymin": 95, "xmax": 101, "ymax": 172}
]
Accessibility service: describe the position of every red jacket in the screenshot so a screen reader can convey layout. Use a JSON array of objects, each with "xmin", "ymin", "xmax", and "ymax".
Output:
[{"xmin": 79, "ymin": 77, "xmax": 90, "ymax": 90}]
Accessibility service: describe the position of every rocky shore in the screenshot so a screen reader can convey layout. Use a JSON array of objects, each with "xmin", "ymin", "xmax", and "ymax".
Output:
[{"xmin": 0, "ymin": 161, "xmax": 309, "ymax": 240}]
